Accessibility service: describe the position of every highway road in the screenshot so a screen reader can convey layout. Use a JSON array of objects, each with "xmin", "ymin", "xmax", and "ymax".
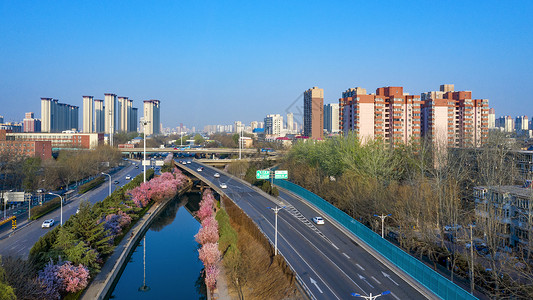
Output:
[
  {"xmin": 0, "ymin": 160, "xmax": 144, "ymax": 259},
  {"xmin": 179, "ymin": 160, "xmax": 431, "ymax": 300}
]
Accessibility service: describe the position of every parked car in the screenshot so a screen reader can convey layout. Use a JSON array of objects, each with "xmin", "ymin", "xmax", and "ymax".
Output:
[
  {"xmin": 220, "ymin": 183, "xmax": 228, "ymax": 189},
  {"xmin": 214, "ymin": 173, "xmax": 220, "ymax": 178},
  {"xmin": 42, "ymin": 219, "xmax": 55, "ymax": 228},
  {"xmin": 444, "ymin": 224, "xmax": 462, "ymax": 231},
  {"xmin": 312, "ymin": 217, "xmax": 325, "ymax": 225}
]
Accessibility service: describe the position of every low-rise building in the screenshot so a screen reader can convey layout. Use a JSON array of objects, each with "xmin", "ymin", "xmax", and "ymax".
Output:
[
  {"xmin": 474, "ymin": 183, "xmax": 533, "ymax": 252},
  {"xmin": 3, "ymin": 130, "xmax": 103, "ymax": 150},
  {"xmin": 0, "ymin": 130, "xmax": 51, "ymax": 159}
]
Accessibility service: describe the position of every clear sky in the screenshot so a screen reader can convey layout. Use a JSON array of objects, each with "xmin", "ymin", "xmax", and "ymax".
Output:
[{"xmin": 1, "ymin": 1, "xmax": 532, "ymax": 129}]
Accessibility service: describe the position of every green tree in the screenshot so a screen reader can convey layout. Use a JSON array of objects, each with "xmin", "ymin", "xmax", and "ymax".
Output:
[
  {"xmin": 194, "ymin": 134, "xmax": 205, "ymax": 145},
  {"xmin": 69, "ymin": 201, "xmax": 114, "ymax": 256},
  {"xmin": 0, "ymin": 257, "xmax": 16, "ymax": 300}
]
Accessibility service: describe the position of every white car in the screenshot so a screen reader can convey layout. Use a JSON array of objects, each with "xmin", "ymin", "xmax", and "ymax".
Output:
[
  {"xmin": 182, "ymin": 161, "xmax": 187, "ymax": 165},
  {"xmin": 197, "ymin": 167, "xmax": 203, "ymax": 172},
  {"xmin": 125, "ymin": 175, "xmax": 131, "ymax": 180},
  {"xmin": 312, "ymin": 217, "xmax": 325, "ymax": 225},
  {"xmin": 42, "ymin": 219, "xmax": 55, "ymax": 228},
  {"xmin": 187, "ymin": 161, "xmax": 192, "ymax": 164},
  {"xmin": 214, "ymin": 173, "xmax": 220, "ymax": 178},
  {"xmin": 220, "ymin": 183, "xmax": 228, "ymax": 189}
]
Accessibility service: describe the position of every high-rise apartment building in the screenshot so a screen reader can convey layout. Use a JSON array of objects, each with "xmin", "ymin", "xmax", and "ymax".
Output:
[
  {"xmin": 131, "ymin": 107, "xmax": 138, "ymax": 132},
  {"xmin": 286, "ymin": 113, "xmax": 294, "ymax": 133},
  {"xmin": 143, "ymin": 100, "xmax": 161, "ymax": 135},
  {"xmin": 234, "ymin": 121, "xmax": 244, "ymax": 133},
  {"xmin": 488, "ymin": 108, "xmax": 496, "ymax": 129},
  {"xmin": 339, "ymin": 87, "xmax": 367, "ymax": 131},
  {"xmin": 118, "ymin": 96, "xmax": 135, "ymax": 132},
  {"xmin": 421, "ymin": 85, "xmax": 489, "ymax": 148},
  {"xmin": 304, "ymin": 87, "xmax": 324, "ymax": 139},
  {"xmin": 41, "ymin": 98, "xmax": 79, "ymax": 132},
  {"xmin": 23, "ymin": 112, "xmax": 41, "ymax": 133},
  {"xmin": 516, "ymin": 116, "xmax": 529, "ymax": 131},
  {"xmin": 342, "ymin": 86, "xmax": 421, "ymax": 145},
  {"xmin": 104, "ymin": 93, "xmax": 117, "ymax": 135},
  {"xmin": 94, "ymin": 99, "xmax": 105, "ymax": 133},
  {"xmin": 324, "ymin": 103, "xmax": 340, "ymax": 133},
  {"xmin": 83, "ymin": 96, "xmax": 94, "ymax": 133},
  {"xmin": 264, "ymin": 114, "xmax": 283, "ymax": 136}
]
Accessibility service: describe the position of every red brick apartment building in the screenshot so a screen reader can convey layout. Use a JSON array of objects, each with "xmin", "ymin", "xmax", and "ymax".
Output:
[
  {"xmin": 340, "ymin": 86, "xmax": 421, "ymax": 145},
  {"xmin": 0, "ymin": 129, "xmax": 52, "ymax": 159}
]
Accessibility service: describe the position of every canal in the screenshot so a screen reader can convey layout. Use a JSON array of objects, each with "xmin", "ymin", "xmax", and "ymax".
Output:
[{"xmin": 109, "ymin": 192, "xmax": 206, "ymax": 299}]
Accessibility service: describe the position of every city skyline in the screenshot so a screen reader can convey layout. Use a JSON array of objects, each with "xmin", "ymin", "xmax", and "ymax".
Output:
[{"xmin": 1, "ymin": 1, "xmax": 532, "ymax": 128}]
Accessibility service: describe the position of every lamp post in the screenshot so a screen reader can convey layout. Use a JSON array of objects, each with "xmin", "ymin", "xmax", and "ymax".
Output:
[
  {"xmin": 268, "ymin": 205, "xmax": 285, "ymax": 255},
  {"xmin": 2, "ymin": 191, "xmax": 5, "ymax": 220},
  {"xmin": 49, "ymin": 192, "xmax": 63, "ymax": 226},
  {"xmin": 239, "ymin": 127, "xmax": 242, "ymax": 160},
  {"xmin": 374, "ymin": 213, "xmax": 391, "ymax": 238},
  {"xmin": 352, "ymin": 291, "xmax": 390, "ymax": 299},
  {"xmin": 101, "ymin": 172, "xmax": 111, "ymax": 197},
  {"xmin": 141, "ymin": 119, "xmax": 151, "ymax": 183}
]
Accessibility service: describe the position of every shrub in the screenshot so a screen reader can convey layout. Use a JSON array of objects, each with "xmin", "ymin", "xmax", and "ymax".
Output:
[
  {"xmin": 30, "ymin": 197, "xmax": 61, "ymax": 220},
  {"xmin": 78, "ymin": 176, "xmax": 105, "ymax": 194}
]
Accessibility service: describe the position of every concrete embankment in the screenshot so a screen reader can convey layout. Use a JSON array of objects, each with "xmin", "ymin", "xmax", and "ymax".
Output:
[{"xmin": 81, "ymin": 182, "xmax": 192, "ymax": 300}]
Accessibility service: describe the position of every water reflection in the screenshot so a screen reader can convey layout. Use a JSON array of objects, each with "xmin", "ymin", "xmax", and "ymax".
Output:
[{"xmin": 110, "ymin": 193, "xmax": 205, "ymax": 299}]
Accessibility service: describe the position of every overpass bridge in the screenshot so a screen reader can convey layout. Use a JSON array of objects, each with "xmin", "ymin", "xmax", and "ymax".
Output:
[
  {"xmin": 175, "ymin": 160, "xmax": 456, "ymax": 300},
  {"xmin": 120, "ymin": 147, "xmax": 271, "ymax": 156}
]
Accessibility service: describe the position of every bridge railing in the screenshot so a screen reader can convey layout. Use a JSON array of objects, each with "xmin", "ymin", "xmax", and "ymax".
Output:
[{"xmin": 274, "ymin": 179, "xmax": 477, "ymax": 300}]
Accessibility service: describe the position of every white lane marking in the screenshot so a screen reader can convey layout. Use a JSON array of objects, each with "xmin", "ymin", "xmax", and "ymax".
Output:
[
  {"xmin": 310, "ymin": 277, "xmax": 323, "ymax": 293},
  {"xmin": 356, "ymin": 263, "xmax": 365, "ymax": 271},
  {"xmin": 331, "ymin": 243, "xmax": 339, "ymax": 250},
  {"xmin": 382, "ymin": 271, "xmax": 400, "ymax": 286},
  {"xmin": 358, "ymin": 274, "xmax": 374, "ymax": 288},
  {"xmin": 244, "ymin": 202, "xmax": 336, "ymax": 300},
  {"xmin": 391, "ymin": 291, "xmax": 401, "ymax": 300},
  {"xmin": 371, "ymin": 276, "xmax": 381, "ymax": 285},
  {"xmin": 343, "ymin": 252, "xmax": 350, "ymax": 259},
  {"xmin": 278, "ymin": 214, "xmax": 367, "ymax": 296}
]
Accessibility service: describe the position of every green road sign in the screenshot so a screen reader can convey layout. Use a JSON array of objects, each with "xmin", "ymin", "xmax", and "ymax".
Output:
[
  {"xmin": 274, "ymin": 170, "xmax": 288, "ymax": 179},
  {"xmin": 256, "ymin": 170, "xmax": 270, "ymax": 180}
]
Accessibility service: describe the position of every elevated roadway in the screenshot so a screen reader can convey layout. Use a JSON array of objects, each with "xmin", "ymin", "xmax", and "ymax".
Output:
[{"xmin": 177, "ymin": 160, "xmax": 433, "ymax": 300}]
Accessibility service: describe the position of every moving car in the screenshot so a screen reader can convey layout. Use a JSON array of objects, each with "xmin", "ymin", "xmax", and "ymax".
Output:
[
  {"xmin": 197, "ymin": 167, "xmax": 203, "ymax": 172},
  {"xmin": 114, "ymin": 180, "xmax": 120, "ymax": 184},
  {"xmin": 312, "ymin": 217, "xmax": 325, "ymax": 225},
  {"xmin": 187, "ymin": 161, "xmax": 192, "ymax": 164},
  {"xmin": 220, "ymin": 183, "xmax": 228, "ymax": 189},
  {"xmin": 214, "ymin": 173, "xmax": 220, "ymax": 178},
  {"xmin": 42, "ymin": 219, "xmax": 55, "ymax": 228},
  {"xmin": 135, "ymin": 166, "xmax": 139, "ymax": 169},
  {"xmin": 125, "ymin": 175, "xmax": 131, "ymax": 180}
]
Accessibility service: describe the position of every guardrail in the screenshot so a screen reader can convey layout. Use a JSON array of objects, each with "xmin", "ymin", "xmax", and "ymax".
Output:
[
  {"xmin": 274, "ymin": 179, "xmax": 477, "ymax": 300},
  {"xmin": 0, "ymin": 216, "xmax": 15, "ymax": 226}
]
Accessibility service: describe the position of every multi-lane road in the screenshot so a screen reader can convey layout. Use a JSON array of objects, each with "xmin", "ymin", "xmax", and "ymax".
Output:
[
  {"xmin": 179, "ymin": 160, "xmax": 431, "ymax": 300},
  {"xmin": 0, "ymin": 161, "xmax": 143, "ymax": 258}
]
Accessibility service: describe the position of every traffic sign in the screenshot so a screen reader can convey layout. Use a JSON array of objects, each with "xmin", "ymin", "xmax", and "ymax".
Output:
[
  {"xmin": 274, "ymin": 170, "xmax": 288, "ymax": 179},
  {"xmin": 256, "ymin": 170, "xmax": 270, "ymax": 180}
]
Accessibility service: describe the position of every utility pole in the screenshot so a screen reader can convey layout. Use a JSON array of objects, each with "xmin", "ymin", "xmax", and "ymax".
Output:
[{"xmin": 374, "ymin": 214, "xmax": 391, "ymax": 238}]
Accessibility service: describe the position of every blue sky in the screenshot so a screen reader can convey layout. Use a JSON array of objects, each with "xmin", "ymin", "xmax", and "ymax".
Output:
[{"xmin": 1, "ymin": 1, "xmax": 532, "ymax": 129}]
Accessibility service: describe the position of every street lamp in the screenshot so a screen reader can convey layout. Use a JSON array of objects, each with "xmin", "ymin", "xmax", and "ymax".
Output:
[
  {"xmin": 268, "ymin": 205, "xmax": 285, "ymax": 255},
  {"xmin": 141, "ymin": 119, "xmax": 151, "ymax": 183},
  {"xmin": 48, "ymin": 192, "xmax": 63, "ymax": 226},
  {"xmin": 374, "ymin": 213, "xmax": 391, "ymax": 238},
  {"xmin": 352, "ymin": 291, "xmax": 390, "ymax": 299},
  {"xmin": 101, "ymin": 172, "xmax": 111, "ymax": 198}
]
